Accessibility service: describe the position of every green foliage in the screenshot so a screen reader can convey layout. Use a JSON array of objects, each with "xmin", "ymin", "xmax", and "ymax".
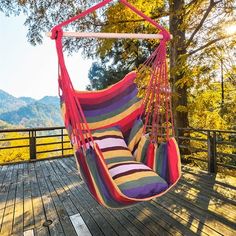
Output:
[{"xmin": 189, "ymin": 80, "xmax": 236, "ymax": 130}]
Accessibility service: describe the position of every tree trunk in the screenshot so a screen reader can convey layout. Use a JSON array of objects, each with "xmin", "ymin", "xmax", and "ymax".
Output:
[{"xmin": 169, "ymin": 0, "xmax": 189, "ymax": 130}]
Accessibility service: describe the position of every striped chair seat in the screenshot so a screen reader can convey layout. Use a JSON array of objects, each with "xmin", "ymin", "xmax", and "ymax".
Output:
[{"xmin": 92, "ymin": 127, "xmax": 168, "ymax": 199}]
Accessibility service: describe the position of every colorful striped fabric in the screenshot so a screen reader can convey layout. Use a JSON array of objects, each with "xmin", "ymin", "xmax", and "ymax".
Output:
[
  {"xmin": 135, "ymin": 134, "xmax": 150, "ymax": 162},
  {"xmin": 91, "ymin": 127, "xmax": 134, "ymax": 167},
  {"xmin": 60, "ymin": 72, "xmax": 181, "ymax": 208},
  {"xmin": 127, "ymin": 118, "xmax": 144, "ymax": 154},
  {"xmin": 90, "ymin": 126, "xmax": 169, "ymax": 199},
  {"xmin": 109, "ymin": 161, "xmax": 168, "ymax": 198},
  {"xmin": 74, "ymin": 71, "xmax": 142, "ymax": 138}
]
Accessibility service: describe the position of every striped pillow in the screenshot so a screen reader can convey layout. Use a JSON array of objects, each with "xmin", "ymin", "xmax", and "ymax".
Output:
[
  {"xmin": 92, "ymin": 127, "xmax": 134, "ymax": 167},
  {"xmin": 92, "ymin": 126, "xmax": 168, "ymax": 199},
  {"xmin": 108, "ymin": 161, "xmax": 168, "ymax": 198}
]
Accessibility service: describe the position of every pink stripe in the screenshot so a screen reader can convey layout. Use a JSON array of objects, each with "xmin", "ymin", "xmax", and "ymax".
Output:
[
  {"xmin": 109, "ymin": 163, "xmax": 151, "ymax": 177},
  {"xmin": 95, "ymin": 138, "xmax": 127, "ymax": 149}
]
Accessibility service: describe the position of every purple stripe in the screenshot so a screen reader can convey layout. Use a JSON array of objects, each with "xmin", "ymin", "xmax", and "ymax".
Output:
[
  {"xmin": 109, "ymin": 163, "xmax": 150, "ymax": 177},
  {"xmin": 83, "ymin": 87, "xmax": 138, "ymax": 117},
  {"xmin": 122, "ymin": 182, "xmax": 168, "ymax": 198},
  {"xmin": 81, "ymin": 83, "xmax": 137, "ymax": 110},
  {"xmin": 113, "ymin": 169, "xmax": 151, "ymax": 180},
  {"xmin": 109, "ymin": 161, "xmax": 138, "ymax": 170}
]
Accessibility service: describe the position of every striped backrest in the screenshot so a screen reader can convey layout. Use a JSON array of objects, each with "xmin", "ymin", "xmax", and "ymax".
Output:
[{"xmin": 74, "ymin": 71, "xmax": 142, "ymax": 139}]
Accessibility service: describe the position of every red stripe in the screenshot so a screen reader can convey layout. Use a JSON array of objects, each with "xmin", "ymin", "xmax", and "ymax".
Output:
[
  {"xmin": 75, "ymin": 72, "xmax": 136, "ymax": 103},
  {"xmin": 167, "ymin": 138, "xmax": 180, "ymax": 185},
  {"xmin": 146, "ymin": 142, "xmax": 155, "ymax": 169}
]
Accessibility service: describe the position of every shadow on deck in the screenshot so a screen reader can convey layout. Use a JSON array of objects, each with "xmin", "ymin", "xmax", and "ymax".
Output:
[{"xmin": 0, "ymin": 157, "xmax": 235, "ymax": 236}]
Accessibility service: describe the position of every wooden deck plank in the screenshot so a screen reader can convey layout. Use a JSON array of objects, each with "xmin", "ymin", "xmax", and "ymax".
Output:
[
  {"xmin": 139, "ymin": 201, "xmax": 193, "ymax": 236},
  {"xmin": 166, "ymin": 189, "xmax": 236, "ymax": 235},
  {"xmin": 29, "ymin": 163, "xmax": 50, "ymax": 236},
  {"xmin": 0, "ymin": 157, "xmax": 235, "ymax": 236},
  {"xmin": 52, "ymin": 159, "xmax": 106, "ymax": 236},
  {"xmin": 181, "ymin": 171, "xmax": 236, "ymax": 203},
  {"xmin": 108, "ymin": 208, "xmax": 146, "ymax": 236},
  {"xmin": 153, "ymin": 196, "xmax": 221, "ymax": 236},
  {"xmin": 12, "ymin": 164, "xmax": 24, "ymax": 235},
  {"xmin": 177, "ymin": 180, "xmax": 236, "ymax": 222},
  {"xmin": 96, "ymin": 205, "xmax": 132, "ymax": 236},
  {"xmin": 0, "ymin": 163, "xmax": 18, "ymax": 235},
  {"xmin": 182, "ymin": 166, "xmax": 236, "ymax": 190},
  {"xmin": 38, "ymin": 160, "xmax": 77, "ymax": 236},
  {"xmin": 34, "ymin": 161, "xmax": 65, "ymax": 236},
  {"xmin": 57, "ymin": 159, "xmax": 120, "ymax": 236},
  {"xmin": 70, "ymin": 213, "xmax": 91, "ymax": 236},
  {"xmin": 23, "ymin": 163, "xmax": 35, "ymax": 232}
]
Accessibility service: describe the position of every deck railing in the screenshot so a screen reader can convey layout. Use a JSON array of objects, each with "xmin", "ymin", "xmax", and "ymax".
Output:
[
  {"xmin": 0, "ymin": 126, "xmax": 73, "ymax": 163},
  {"xmin": 177, "ymin": 128, "xmax": 236, "ymax": 174},
  {"xmin": 0, "ymin": 126, "xmax": 235, "ymax": 173}
]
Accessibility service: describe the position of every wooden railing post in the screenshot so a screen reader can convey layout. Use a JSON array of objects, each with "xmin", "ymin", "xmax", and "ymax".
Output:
[
  {"xmin": 29, "ymin": 130, "xmax": 36, "ymax": 160},
  {"xmin": 207, "ymin": 131, "xmax": 217, "ymax": 173}
]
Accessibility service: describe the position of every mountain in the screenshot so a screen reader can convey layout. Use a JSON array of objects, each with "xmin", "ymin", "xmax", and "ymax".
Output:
[
  {"xmin": 0, "ymin": 90, "xmax": 63, "ymax": 128},
  {"xmin": 38, "ymin": 96, "xmax": 60, "ymax": 107},
  {"xmin": 0, "ymin": 89, "xmax": 27, "ymax": 115},
  {"xmin": 19, "ymin": 96, "xmax": 36, "ymax": 105}
]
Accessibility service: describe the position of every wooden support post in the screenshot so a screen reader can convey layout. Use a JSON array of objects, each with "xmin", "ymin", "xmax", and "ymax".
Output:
[
  {"xmin": 207, "ymin": 131, "xmax": 217, "ymax": 173},
  {"xmin": 29, "ymin": 130, "xmax": 36, "ymax": 160}
]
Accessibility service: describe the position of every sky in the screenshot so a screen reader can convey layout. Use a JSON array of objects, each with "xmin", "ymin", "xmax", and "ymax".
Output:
[{"xmin": 0, "ymin": 13, "xmax": 93, "ymax": 99}]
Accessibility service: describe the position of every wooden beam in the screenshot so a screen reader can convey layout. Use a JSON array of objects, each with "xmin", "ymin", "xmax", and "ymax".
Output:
[{"xmin": 46, "ymin": 32, "xmax": 169, "ymax": 40}]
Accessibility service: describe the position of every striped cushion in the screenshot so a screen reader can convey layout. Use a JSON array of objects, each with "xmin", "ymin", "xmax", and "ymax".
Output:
[
  {"xmin": 92, "ymin": 126, "xmax": 168, "ymax": 199},
  {"xmin": 92, "ymin": 127, "xmax": 134, "ymax": 167},
  {"xmin": 108, "ymin": 161, "xmax": 168, "ymax": 198}
]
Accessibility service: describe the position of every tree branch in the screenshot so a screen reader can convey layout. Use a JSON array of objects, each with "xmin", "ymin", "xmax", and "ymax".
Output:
[
  {"xmin": 186, "ymin": 0, "xmax": 222, "ymax": 48},
  {"xmin": 188, "ymin": 34, "xmax": 235, "ymax": 55}
]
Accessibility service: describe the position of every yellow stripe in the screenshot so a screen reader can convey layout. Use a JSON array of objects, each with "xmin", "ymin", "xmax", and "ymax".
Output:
[
  {"xmin": 103, "ymin": 150, "xmax": 133, "ymax": 159},
  {"xmin": 115, "ymin": 171, "xmax": 156, "ymax": 185},
  {"xmin": 136, "ymin": 135, "xmax": 147, "ymax": 162},
  {"xmin": 92, "ymin": 130, "xmax": 123, "ymax": 138},
  {"xmin": 128, "ymin": 127, "xmax": 143, "ymax": 151},
  {"xmin": 107, "ymin": 160, "xmax": 137, "ymax": 169},
  {"xmin": 87, "ymin": 100, "xmax": 142, "ymax": 130},
  {"xmin": 152, "ymin": 143, "xmax": 157, "ymax": 171}
]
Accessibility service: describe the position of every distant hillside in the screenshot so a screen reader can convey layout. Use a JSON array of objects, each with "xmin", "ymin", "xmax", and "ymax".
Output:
[
  {"xmin": 0, "ymin": 89, "xmax": 27, "ymax": 115},
  {"xmin": 39, "ymin": 96, "xmax": 60, "ymax": 107},
  {"xmin": 0, "ymin": 90, "xmax": 63, "ymax": 128},
  {"xmin": 19, "ymin": 96, "xmax": 36, "ymax": 105}
]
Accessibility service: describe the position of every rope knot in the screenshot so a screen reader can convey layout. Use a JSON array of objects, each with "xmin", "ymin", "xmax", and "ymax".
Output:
[
  {"xmin": 50, "ymin": 27, "xmax": 63, "ymax": 40},
  {"xmin": 160, "ymin": 30, "xmax": 171, "ymax": 42}
]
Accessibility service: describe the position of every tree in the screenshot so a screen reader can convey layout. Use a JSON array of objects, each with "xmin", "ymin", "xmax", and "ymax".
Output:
[{"xmin": 1, "ymin": 0, "xmax": 235, "ymax": 130}]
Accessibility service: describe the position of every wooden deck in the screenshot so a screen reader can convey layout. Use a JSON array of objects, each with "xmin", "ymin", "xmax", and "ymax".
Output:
[{"xmin": 0, "ymin": 157, "xmax": 235, "ymax": 236}]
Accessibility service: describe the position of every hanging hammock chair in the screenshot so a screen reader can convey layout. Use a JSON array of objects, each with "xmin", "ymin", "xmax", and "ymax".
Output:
[{"xmin": 50, "ymin": 0, "xmax": 181, "ymax": 208}]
